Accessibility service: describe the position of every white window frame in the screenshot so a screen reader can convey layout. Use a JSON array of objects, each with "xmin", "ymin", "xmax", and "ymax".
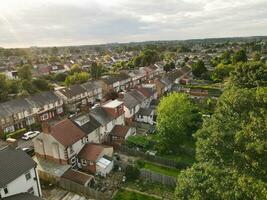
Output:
[{"xmin": 25, "ymin": 171, "xmax": 31, "ymax": 181}]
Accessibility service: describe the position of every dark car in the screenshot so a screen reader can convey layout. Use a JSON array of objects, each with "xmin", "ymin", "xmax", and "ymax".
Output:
[{"xmin": 22, "ymin": 147, "xmax": 35, "ymax": 157}]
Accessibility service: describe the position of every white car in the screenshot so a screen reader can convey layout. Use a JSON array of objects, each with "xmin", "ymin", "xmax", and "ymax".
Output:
[{"xmin": 21, "ymin": 131, "xmax": 40, "ymax": 140}]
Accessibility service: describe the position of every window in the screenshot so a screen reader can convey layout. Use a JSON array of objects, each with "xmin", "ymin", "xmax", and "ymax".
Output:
[
  {"xmin": 4, "ymin": 187, "xmax": 8, "ymax": 194},
  {"xmin": 25, "ymin": 171, "xmax": 31, "ymax": 180},
  {"xmin": 69, "ymin": 145, "xmax": 74, "ymax": 154},
  {"xmin": 41, "ymin": 113, "xmax": 49, "ymax": 121},
  {"xmin": 82, "ymin": 159, "xmax": 87, "ymax": 166},
  {"xmin": 27, "ymin": 187, "xmax": 34, "ymax": 194}
]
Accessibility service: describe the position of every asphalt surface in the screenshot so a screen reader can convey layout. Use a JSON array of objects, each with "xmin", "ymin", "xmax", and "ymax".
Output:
[{"xmin": 17, "ymin": 138, "xmax": 34, "ymax": 149}]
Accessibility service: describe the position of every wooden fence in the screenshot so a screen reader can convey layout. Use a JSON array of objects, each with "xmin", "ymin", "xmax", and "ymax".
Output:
[
  {"xmin": 59, "ymin": 178, "xmax": 112, "ymax": 200},
  {"xmin": 140, "ymin": 169, "xmax": 177, "ymax": 187},
  {"xmin": 118, "ymin": 145, "xmax": 189, "ymax": 169}
]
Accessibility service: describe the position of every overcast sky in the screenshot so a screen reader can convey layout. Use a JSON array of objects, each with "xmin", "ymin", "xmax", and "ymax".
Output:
[{"xmin": 0, "ymin": 0, "xmax": 267, "ymax": 48}]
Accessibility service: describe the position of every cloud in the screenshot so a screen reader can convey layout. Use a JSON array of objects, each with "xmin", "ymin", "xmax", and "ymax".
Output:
[{"xmin": 0, "ymin": 0, "xmax": 266, "ymax": 47}]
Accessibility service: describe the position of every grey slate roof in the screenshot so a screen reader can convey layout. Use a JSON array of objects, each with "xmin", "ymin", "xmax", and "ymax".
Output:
[
  {"xmin": 129, "ymin": 89, "xmax": 146, "ymax": 103},
  {"xmin": 3, "ymin": 193, "xmax": 42, "ymax": 200},
  {"xmin": 137, "ymin": 108, "xmax": 154, "ymax": 116},
  {"xmin": 72, "ymin": 114, "xmax": 101, "ymax": 135},
  {"xmin": 122, "ymin": 93, "xmax": 140, "ymax": 109},
  {"xmin": 26, "ymin": 91, "xmax": 60, "ymax": 107},
  {"xmin": 57, "ymin": 85, "xmax": 86, "ymax": 98},
  {"xmin": 89, "ymin": 107, "xmax": 114, "ymax": 125},
  {"xmin": 0, "ymin": 98, "xmax": 33, "ymax": 118},
  {"xmin": 0, "ymin": 146, "xmax": 36, "ymax": 187},
  {"xmin": 101, "ymin": 73, "xmax": 130, "ymax": 85},
  {"xmin": 81, "ymin": 81, "xmax": 101, "ymax": 92}
]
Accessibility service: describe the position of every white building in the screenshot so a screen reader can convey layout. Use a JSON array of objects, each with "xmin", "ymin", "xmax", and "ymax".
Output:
[{"xmin": 0, "ymin": 146, "xmax": 42, "ymax": 199}]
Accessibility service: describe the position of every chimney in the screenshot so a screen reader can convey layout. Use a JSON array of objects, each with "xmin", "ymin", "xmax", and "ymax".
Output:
[
  {"xmin": 42, "ymin": 122, "xmax": 51, "ymax": 134},
  {"xmin": 118, "ymin": 92, "xmax": 125, "ymax": 99}
]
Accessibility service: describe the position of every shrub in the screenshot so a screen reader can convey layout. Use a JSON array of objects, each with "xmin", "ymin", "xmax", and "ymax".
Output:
[
  {"xmin": 125, "ymin": 165, "xmax": 140, "ymax": 181},
  {"xmin": 136, "ymin": 160, "xmax": 145, "ymax": 168},
  {"xmin": 6, "ymin": 128, "xmax": 27, "ymax": 139}
]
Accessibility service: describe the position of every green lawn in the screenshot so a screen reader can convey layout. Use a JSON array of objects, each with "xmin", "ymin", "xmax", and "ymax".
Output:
[
  {"xmin": 143, "ymin": 162, "xmax": 180, "ymax": 177},
  {"xmin": 113, "ymin": 189, "xmax": 159, "ymax": 200},
  {"xmin": 125, "ymin": 180, "xmax": 176, "ymax": 199},
  {"xmin": 159, "ymin": 153, "xmax": 195, "ymax": 166}
]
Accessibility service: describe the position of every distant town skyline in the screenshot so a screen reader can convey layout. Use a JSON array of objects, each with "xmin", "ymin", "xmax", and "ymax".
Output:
[{"xmin": 1, "ymin": 0, "xmax": 267, "ymax": 48}]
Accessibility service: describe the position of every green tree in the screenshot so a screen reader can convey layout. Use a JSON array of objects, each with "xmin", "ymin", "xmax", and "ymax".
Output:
[
  {"xmin": 252, "ymin": 52, "xmax": 261, "ymax": 62},
  {"xmin": 232, "ymin": 49, "xmax": 247, "ymax": 64},
  {"xmin": 18, "ymin": 64, "xmax": 32, "ymax": 80},
  {"xmin": 230, "ymin": 62, "xmax": 267, "ymax": 88},
  {"xmin": 211, "ymin": 63, "xmax": 234, "ymax": 82},
  {"xmin": 53, "ymin": 73, "xmax": 67, "ymax": 82},
  {"xmin": 176, "ymin": 87, "xmax": 267, "ymax": 199},
  {"xmin": 64, "ymin": 72, "xmax": 89, "ymax": 86},
  {"xmin": 90, "ymin": 62, "xmax": 103, "ymax": 79},
  {"xmin": 69, "ymin": 64, "xmax": 82, "ymax": 75},
  {"xmin": 32, "ymin": 79, "xmax": 52, "ymax": 91},
  {"xmin": 21, "ymin": 80, "xmax": 36, "ymax": 94},
  {"xmin": 0, "ymin": 74, "xmax": 9, "ymax": 102},
  {"xmin": 192, "ymin": 60, "xmax": 207, "ymax": 78},
  {"xmin": 156, "ymin": 93, "xmax": 201, "ymax": 153},
  {"xmin": 125, "ymin": 165, "xmax": 140, "ymax": 181}
]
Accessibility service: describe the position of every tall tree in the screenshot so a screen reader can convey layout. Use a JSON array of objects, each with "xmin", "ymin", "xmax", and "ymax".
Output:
[
  {"xmin": 156, "ymin": 93, "xmax": 201, "ymax": 153},
  {"xmin": 192, "ymin": 60, "xmax": 207, "ymax": 78},
  {"xmin": 90, "ymin": 62, "xmax": 103, "ymax": 80},
  {"xmin": 18, "ymin": 64, "xmax": 32, "ymax": 80},
  {"xmin": 232, "ymin": 49, "xmax": 247, "ymax": 64},
  {"xmin": 230, "ymin": 62, "xmax": 267, "ymax": 88},
  {"xmin": 0, "ymin": 74, "xmax": 8, "ymax": 102},
  {"xmin": 176, "ymin": 87, "xmax": 267, "ymax": 199}
]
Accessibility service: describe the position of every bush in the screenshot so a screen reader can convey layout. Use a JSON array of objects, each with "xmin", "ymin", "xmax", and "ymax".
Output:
[
  {"xmin": 6, "ymin": 128, "xmax": 27, "ymax": 139},
  {"xmin": 125, "ymin": 165, "xmax": 140, "ymax": 181},
  {"xmin": 136, "ymin": 160, "xmax": 145, "ymax": 168}
]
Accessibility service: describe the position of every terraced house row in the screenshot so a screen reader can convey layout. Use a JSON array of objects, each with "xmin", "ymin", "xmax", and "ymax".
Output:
[{"xmin": 0, "ymin": 64, "xmax": 192, "ymax": 138}]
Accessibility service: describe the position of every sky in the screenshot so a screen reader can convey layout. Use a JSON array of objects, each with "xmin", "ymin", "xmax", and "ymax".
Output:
[{"xmin": 0, "ymin": 0, "xmax": 267, "ymax": 48}]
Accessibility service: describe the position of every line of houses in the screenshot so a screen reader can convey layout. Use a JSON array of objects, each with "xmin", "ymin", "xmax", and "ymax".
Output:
[
  {"xmin": 0, "ymin": 64, "xmax": 193, "ymax": 199},
  {"xmin": 0, "ymin": 64, "xmax": 192, "ymax": 138}
]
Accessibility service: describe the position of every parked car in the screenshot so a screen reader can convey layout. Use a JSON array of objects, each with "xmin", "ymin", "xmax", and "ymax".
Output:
[
  {"xmin": 21, "ymin": 131, "xmax": 40, "ymax": 140},
  {"xmin": 22, "ymin": 147, "xmax": 35, "ymax": 157}
]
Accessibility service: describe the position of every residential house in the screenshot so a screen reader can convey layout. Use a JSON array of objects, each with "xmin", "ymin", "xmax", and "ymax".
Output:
[
  {"xmin": 109, "ymin": 125, "xmax": 133, "ymax": 145},
  {"xmin": 153, "ymin": 79, "xmax": 166, "ymax": 97},
  {"xmin": 72, "ymin": 114, "xmax": 102, "ymax": 144},
  {"xmin": 0, "ymin": 146, "xmax": 42, "ymax": 198},
  {"xmin": 119, "ymin": 92, "xmax": 140, "ymax": 125},
  {"xmin": 33, "ymin": 119, "xmax": 86, "ymax": 167},
  {"xmin": 136, "ymin": 86, "xmax": 157, "ymax": 107},
  {"xmin": 55, "ymin": 85, "xmax": 88, "ymax": 112},
  {"xmin": 135, "ymin": 108, "xmax": 155, "ymax": 125},
  {"xmin": 102, "ymin": 100, "xmax": 125, "ymax": 125},
  {"xmin": 89, "ymin": 107, "xmax": 115, "ymax": 143},
  {"xmin": 78, "ymin": 143, "xmax": 113, "ymax": 177},
  {"xmin": 0, "ymin": 99, "xmax": 36, "ymax": 137},
  {"xmin": 99, "ymin": 73, "xmax": 131, "ymax": 95},
  {"xmin": 81, "ymin": 81, "xmax": 103, "ymax": 105},
  {"xmin": 127, "ymin": 70, "xmax": 145, "ymax": 88},
  {"xmin": 128, "ymin": 89, "xmax": 148, "ymax": 108},
  {"xmin": 89, "ymin": 100, "xmax": 125, "ymax": 143},
  {"xmin": 26, "ymin": 91, "xmax": 64, "ymax": 122}
]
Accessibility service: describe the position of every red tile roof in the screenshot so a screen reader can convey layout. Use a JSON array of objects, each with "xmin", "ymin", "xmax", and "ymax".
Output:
[
  {"xmin": 78, "ymin": 143, "xmax": 104, "ymax": 162},
  {"xmin": 110, "ymin": 125, "xmax": 130, "ymax": 138},
  {"xmin": 62, "ymin": 169, "xmax": 94, "ymax": 185},
  {"xmin": 50, "ymin": 119, "xmax": 85, "ymax": 146}
]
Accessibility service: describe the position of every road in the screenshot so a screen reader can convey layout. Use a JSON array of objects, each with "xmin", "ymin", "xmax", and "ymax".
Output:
[{"xmin": 17, "ymin": 138, "xmax": 33, "ymax": 149}]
